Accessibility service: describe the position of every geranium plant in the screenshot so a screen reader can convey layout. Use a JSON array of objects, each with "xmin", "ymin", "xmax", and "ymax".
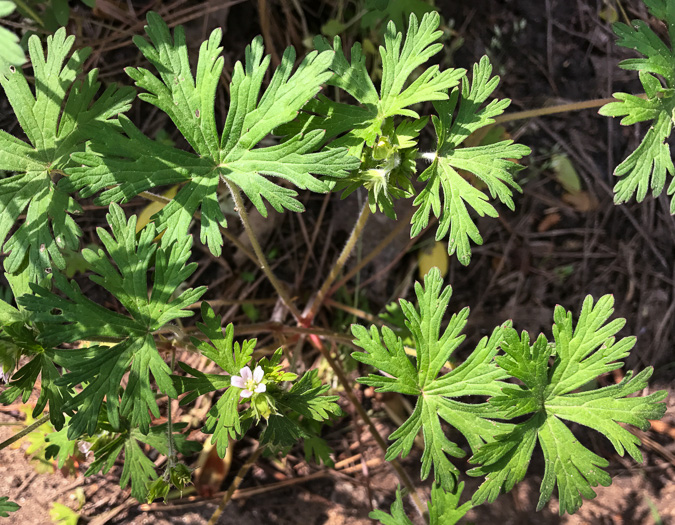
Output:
[{"xmin": 0, "ymin": 2, "xmax": 669, "ymax": 522}]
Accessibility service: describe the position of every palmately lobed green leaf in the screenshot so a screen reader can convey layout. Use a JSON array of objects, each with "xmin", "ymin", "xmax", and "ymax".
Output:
[
  {"xmin": 18, "ymin": 204, "xmax": 205, "ymax": 439},
  {"xmin": 284, "ymin": 11, "xmax": 465, "ymax": 159},
  {"xmin": 353, "ymin": 268, "xmax": 512, "ymax": 491},
  {"xmin": 0, "ymin": 277, "xmax": 75, "ymax": 430},
  {"xmin": 469, "ymin": 294, "xmax": 667, "ymax": 515},
  {"xmin": 350, "ymin": 323, "xmax": 420, "ymax": 395},
  {"xmin": 259, "ymin": 415, "xmax": 308, "ymax": 449},
  {"xmin": 83, "ymin": 421, "xmax": 199, "ymax": 502},
  {"xmin": 378, "ymin": 11, "xmax": 465, "ymax": 118},
  {"xmin": 547, "ymin": 368, "xmax": 666, "ymax": 461},
  {"xmin": 612, "ymin": 14, "xmax": 675, "ymax": 84},
  {"xmin": 411, "ymin": 56, "xmax": 530, "ymax": 266},
  {"xmin": 275, "ymin": 369, "xmax": 341, "ymax": 422},
  {"xmin": 369, "ymin": 487, "xmax": 414, "ymax": 525},
  {"xmin": 64, "ymin": 12, "xmax": 359, "ymax": 257},
  {"xmin": 370, "ymin": 482, "xmax": 472, "ymax": 525},
  {"xmin": 127, "ymin": 11, "xmax": 224, "ymax": 158},
  {"xmin": 0, "ymin": 28, "xmax": 133, "ymax": 281},
  {"xmin": 259, "ymin": 371, "xmax": 341, "ymax": 452},
  {"xmin": 0, "ymin": 338, "xmax": 72, "ymax": 430},
  {"xmin": 174, "ymin": 304, "xmax": 255, "ymax": 455},
  {"xmin": 193, "ymin": 302, "xmax": 257, "ymax": 376},
  {"xmin": 600, "ymin": 7, "xmax": 675, "ymax": 212},
  {"xmin": 174, "ymin": 303, "xmax": 340, "ymax": 457},
  {"xmin": 599, "ymin": 70, "xmax": 675, "ymax": 212}
]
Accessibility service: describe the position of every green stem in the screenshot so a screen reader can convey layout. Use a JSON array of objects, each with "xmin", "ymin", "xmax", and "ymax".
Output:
[
  {"xmin": 207, "ymin": 446, "xmax": 264, "ymax": 525},
  {"xmin": 303, "ymin": 201, "xmax": 371, "ymax": 323},
  {"xmin": 0, "ymin": 413, "xmax": 50, "ymax": 451},
  {"xmin": 227, "ymin": 183, "xmax": 303, "ymax": 322}
]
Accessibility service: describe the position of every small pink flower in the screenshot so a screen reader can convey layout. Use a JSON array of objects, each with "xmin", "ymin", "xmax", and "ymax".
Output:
[{"xmin": 230, "ymin": 365, "xmax": 266, "ymax": 398}]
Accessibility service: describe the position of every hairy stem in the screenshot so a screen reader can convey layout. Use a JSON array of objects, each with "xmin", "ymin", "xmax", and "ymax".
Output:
[
  {"xmin": 227, "ymin": 183, "xmax": 303, "ymax": 321},
  {"xmin": 207, "ymin": 445, "xmax": 265, "ymax": 525},
  {"xmin": 303, "ymin": 201, "xmax": 371, "ymax": 323},
  {"xmin": 0, "ymin": 413, "xmax": 50, "ymax": 451}
]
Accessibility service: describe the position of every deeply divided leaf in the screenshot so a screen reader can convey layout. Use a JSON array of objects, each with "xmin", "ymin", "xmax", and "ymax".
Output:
[
  {"xmin": 18, "ymin": 204, "xmax": 205, "ymax": 439},
  {"xmin": 278, "ymin": 12, "xmax": 465, "ymax": 217},
  {"xmin": 600, "ymin": 6, "xmax": 675, "ymax": 212},
  {"xmin": 175, "ymin": 303, "xmax": 340, "ymax": 457},
  {"xmin": 468, "ymin": 295, "xmax": 667, "ymax": 515},
  {"xmin": 287, "ymin": 12, "xmax": 464, "ymax": 155},
  {"xmin": 62, "ymin": 12, "xmax": 359, "ymax": 256},
  {"xmin": 352, "ymin": 267, "xmax": 511, "ymax": 491},
  {"xmin": 84, "ymin": 420, "xmax": 199, "ymax": 501},
  {"xmin": 411, "ymin": 56, "xmax": 530, "ymax": 265},
  {"xmin": 370, "ymin": 482, "xmax": 472, "ymax": 525},
  {"xmin": 0, "ymin": 29, "xmax": 133, "ymax": 280}
]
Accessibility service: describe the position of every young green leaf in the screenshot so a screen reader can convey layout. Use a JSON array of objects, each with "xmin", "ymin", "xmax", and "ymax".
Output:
[
  {"xmin": 44, "ymin": 420, "xmax": 78, "ymax": 469},
  {"xmin": 259, "ymin": 369, "xmax": 340, "ymax": 453},
  {"xmin": 62, "ymin": 12, "xmax": 359, "ymax": 256},
  {"xmin": 174, "ymin": 302, "xmax": 255, "ymax": 457},
  {"xmin": 468, "ymin": 295, "xmax": 667, "ymax": 515},
  {"xmin": 273, "ymin": 369, "xmax": 341, "ymax": 422},
  {"xmin": 286, "ymin": 12, "xmax": 464, "ymax": 156},
  {"xmin": 0, "ymin": 28, "xmax": 134, "ymax": 281},
  {"xmin": 303, "ymin": 431, "xmax": 335, "ymax": 468},
  {"xmin": 276, "ymin": 12, "xmax": 465, "ymax": 219},
  {"xmin": 370, "ymin": 482, "xmax": 472, "ymax": 525},
  {"xmin": 343, "ymin": 118, "xmax": 426, "ymax": 218},
  {"xmin": 352, "ymin": 267, "xmax": 512, "ymax": 491},
  {"xmin": 611, "ymin": 1, "xmax": 675, "ymax": 83},
  {"xmin": 18, "ymin": 203, "xmax": 205, "ymax": 439},
  {"xmin": 411, "ymin": 56, "xmax": 530, "ymax": 265},
  {"xmin": 175, "ymin": 303, "xmax": 340, "ymax": 457},
  {"xmin": 599, "ymin": 4, "xmax": 675, "ymax": 212},
  {"xmin": 370, "ymin": 487, "xmax": 413, "ymax": 525}
]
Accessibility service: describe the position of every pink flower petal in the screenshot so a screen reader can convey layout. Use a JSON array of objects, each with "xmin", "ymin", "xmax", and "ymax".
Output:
[
  {"xmin": 241, "ymin": 389, "xmax": 253, "ymax": 398},
  {"xmin": 254, "ymin": 384, "xmax": 266, "ymax": 393},
  {"xmin": 253, "ymin": 366, "xmax": 264, "ymax": 382},
  {"xmin": 231, "ymin": 376, "xmax": 245, "ymax": 388},
  {"xmin": 239, "ymin": 366, "xmax": 252, "ymax": 381}
]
